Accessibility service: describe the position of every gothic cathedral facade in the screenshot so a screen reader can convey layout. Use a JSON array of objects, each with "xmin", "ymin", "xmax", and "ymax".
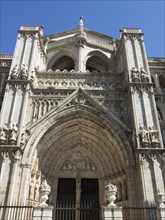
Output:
[{"xmin": 0, "ymin": 19, "xmax": 165, "ymax": 216}]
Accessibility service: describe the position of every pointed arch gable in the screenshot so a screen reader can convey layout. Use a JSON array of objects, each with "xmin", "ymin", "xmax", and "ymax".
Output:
[{"xmin": 22, "ymin": 90, "xmax": 134, "ymax": 175}]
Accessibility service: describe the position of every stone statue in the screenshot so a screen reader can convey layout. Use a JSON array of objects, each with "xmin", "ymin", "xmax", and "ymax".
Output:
[
  {"xmin": 140, "ymin": 67, "xmax": 149, "ymax": 82},
  {"xmin": 11, "ymin": 64, "xmax": 20, "ymax": 79},
  {"xmin": 0, "ymin": 125, "xmax": 8, "ymax": 144},
  {"xmin": 20, "ymin": 64, "xmax": 28, "ymax": 80},
  {"xmin": 39, "ymin": 179, "xmax": 51, "ymax": 207},
  {"xmin": 148, "ymin": 126, "xmax": 159, "ymax": 147},
  {"xmin": 156, "ymin": 188, "xmax": 165, "ymax": 207},
  {"xmin": 139, "ymin": 124, "xmax": 149, "ymax": 147},
  {"xmin": 131, "ymin": 67, "xmax": 140, "ymax": 82},
  {"xmin": 105, "ymin": 183, "xmax": 117, "ymax": 207},
  {"xmin": 8, "ymin": 123, "xmax": 18, "ymax": 145}
]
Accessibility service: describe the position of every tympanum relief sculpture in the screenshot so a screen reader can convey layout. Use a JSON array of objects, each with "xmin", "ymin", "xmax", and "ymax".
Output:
[{"xmin": 61, "ymin": 151, "xmax": 97, "ymax": 171}]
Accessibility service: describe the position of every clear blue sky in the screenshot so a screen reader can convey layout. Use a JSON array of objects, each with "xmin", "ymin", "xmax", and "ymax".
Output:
[{"xmin": 0, "ymin": 1, "xmax": 165, "ymax": 57}]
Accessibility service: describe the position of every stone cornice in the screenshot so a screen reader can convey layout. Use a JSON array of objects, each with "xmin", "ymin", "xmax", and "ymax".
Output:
[
  {"xmin": 148, "ymin": 57, "xmax": 165, "ymax": 69},
  {"xmin": 0, "ymin": 55, "xmax": 13, "ymax": 68},
  {"xmin": 0, "ymin": 54, "xmax": 13, "ymax": 59}
]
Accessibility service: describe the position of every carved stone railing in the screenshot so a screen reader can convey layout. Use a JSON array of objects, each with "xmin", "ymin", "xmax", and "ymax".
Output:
[
  {"xmin": 0, "ymin": 54, "xmax": 13, "ymax": 59},
  {"xmin": 34, "ymin": 71, "xmax": 124, "ymax": 91},
  {"xmin": 123, "ymin": 28, "xmax": 142, "ymax": 33}
]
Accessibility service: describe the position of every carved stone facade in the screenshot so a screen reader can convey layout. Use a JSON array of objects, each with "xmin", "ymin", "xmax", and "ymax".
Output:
[{"xmin": 0, "ymin": 20, "xmax": 165, "ymax": 219}]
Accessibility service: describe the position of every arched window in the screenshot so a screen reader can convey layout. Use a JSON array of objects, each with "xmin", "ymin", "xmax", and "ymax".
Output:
[
  {"xmin": 159, "ymin": 75, "xmax": 165, "ymax": 88},
  {"xmin": 86, "ymin": 51, "xmax": 110, "ymax": 72},
  {"xmin": 51, "ymin": 56, "xmax": 75, "ymax": 71}
]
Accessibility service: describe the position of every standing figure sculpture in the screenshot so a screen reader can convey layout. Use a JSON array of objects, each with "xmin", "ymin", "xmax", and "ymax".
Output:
[
  {"xmin": 149, "ymin": 126, "xmax": 160, "ymax": 147},
  {"xmin": 20, "ymin": 64, "xmax": 28, "ymax": 80},
  {"xmin": 0, "ymin": 125, "xmax": 8, "ymax": 144},
  {"xmin": 8, "ymin": 123, "xmax": 18, "ymax": 145},
  {"xmin": 11, "ymin": 64, "xmax": 20, "ymax": 79},
  {"xmin": 140, "ymin": 67, "xmax": 149, "ymax": 82},
  {"xmin": 139, "ymin": 124, "xmax": 149, "ymax": 147},
  {"xmin": 131, "ymin": 67, "xmax": 140, "ymax": 82}
]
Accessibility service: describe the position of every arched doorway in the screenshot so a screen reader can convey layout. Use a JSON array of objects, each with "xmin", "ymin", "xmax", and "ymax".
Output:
[{"xmin": 22, "ymin": 95, "xmax": 135, "ymax": 219}]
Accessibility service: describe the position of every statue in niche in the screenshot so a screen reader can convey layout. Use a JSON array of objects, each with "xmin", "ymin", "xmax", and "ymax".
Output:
[
  {"xmin": 8, "ymin": 123, "xmax": 18, "ymax": 145},
  {"xmin": 11, "ymin": 64, "xmax": 20, "ymax": 79},
  {"xmin": 0, "ymin": 125, "xmax": 8, "ymax": 144},
  {"xmin": 148, "ymin": 126, "xmax": 160, "ymax": 147},
  {"xmin": 131, "ymin": 67, "xmax": 140, "ymax": 82},
  {"xmin": 20, "ymin": 64, "xmax": 28, "ymax": 80},
  {"xmin": 139, "ymin": 124, "xmax": 149, "ymax": 147},
  {"xmin": 140, "ymin": 67, "xmax": 149, "ymax": 82}
]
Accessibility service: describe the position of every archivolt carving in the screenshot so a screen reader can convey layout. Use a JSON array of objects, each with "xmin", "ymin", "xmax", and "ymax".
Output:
[{"xmin": 28, "ymin": 150, "xmax": 41, "ymax": 206}]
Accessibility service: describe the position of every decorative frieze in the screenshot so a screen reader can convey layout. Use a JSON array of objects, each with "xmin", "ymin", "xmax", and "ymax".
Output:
[{"xmin": 35, "ymin": 73, "xmax": 124, "ymax": 91}]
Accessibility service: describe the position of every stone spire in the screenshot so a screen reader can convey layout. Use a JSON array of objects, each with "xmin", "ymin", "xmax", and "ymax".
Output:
[
  {"xmin": 79, "ymin": 16, "xmax": 84, "ymax": 29},
  {"xmin": 75, "ymin": 16, "xmax": 87, "ymax": 47}
]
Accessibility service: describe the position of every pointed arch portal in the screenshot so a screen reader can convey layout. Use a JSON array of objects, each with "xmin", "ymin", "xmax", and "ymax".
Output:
[{"xmin": 23, "ymin": 89, "xmax": 134, "ymax": 214}]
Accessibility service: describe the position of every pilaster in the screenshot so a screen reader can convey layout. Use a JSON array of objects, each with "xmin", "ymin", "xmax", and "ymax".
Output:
[{"xmin": 33, "ymin": 206, "xmax": 53, "ymax": 220}]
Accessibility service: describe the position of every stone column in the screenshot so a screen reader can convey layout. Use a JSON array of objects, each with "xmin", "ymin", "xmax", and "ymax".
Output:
[
  {"xmin": 154, "ymin": 74, "xmax": 162, "ymax": 94},
  {"xmin": 18, "ymin": 162, "xmax": 31, "ymax": 205},
  {"xmin": 78, "ymin": 45, "xmax": 85, "ymax": 72},
  {"xmin": 75, "ymin": 178, "xmax": 81, "ymax": 220},
  {"xmin": 138, "ymin": 154, "xmax": 155, "ymax": 202},
  {"xmin": 0, "ymin": 152, "xmax": 11, "ymax": 205},
  {"xmin": 7, "ymin": 151, "xmax": 21, "ymax": 205}
]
